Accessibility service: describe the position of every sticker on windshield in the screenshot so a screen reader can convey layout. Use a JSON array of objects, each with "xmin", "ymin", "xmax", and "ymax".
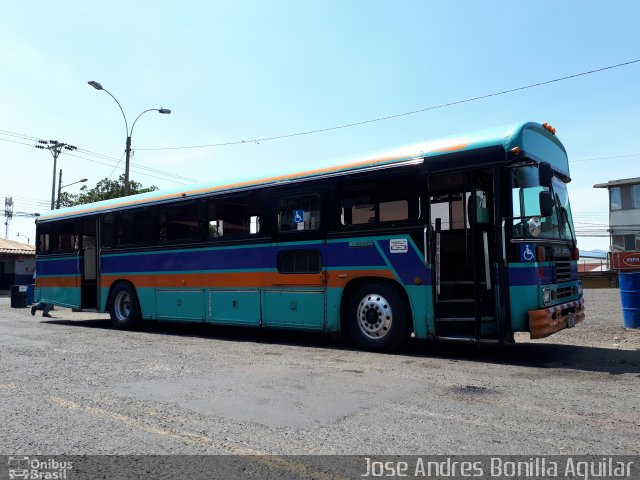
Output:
[
  {"xmin": 520, "ymin": 243, "xmax": 536, "ymax": 262},
  {"xmin": 390, "ymin": 238, "xmax": 408, "ymax": 254}
]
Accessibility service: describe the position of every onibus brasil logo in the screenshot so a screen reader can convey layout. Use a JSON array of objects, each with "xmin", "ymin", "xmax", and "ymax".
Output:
[{"xmin": 7, "ymin": 457, "xmax": 73, "ymax": 479}]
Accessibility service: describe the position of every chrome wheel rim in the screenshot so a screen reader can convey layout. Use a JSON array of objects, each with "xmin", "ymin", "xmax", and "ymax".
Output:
[
  {"xmin": 357, "ymin": 293, "xmax": 392, "ymax": 339},
  {"xmin": 114, "ymin": 291, "xmax": 131, "ymax": 322}
]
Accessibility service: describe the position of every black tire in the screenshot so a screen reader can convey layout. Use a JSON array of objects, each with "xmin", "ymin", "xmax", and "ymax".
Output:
[
  {"xmin": 109, "ymin": 282, "xmax": 141, "ymax": 329},
  {"xmin": 346, "ymin": 281, "xmax": 411, "ymax": 352}
]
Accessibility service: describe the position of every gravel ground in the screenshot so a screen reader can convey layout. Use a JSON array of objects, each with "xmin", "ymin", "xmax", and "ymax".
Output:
[{"xmin": 0, "ymin": 288, "xmax": 638, "ymax": 458}]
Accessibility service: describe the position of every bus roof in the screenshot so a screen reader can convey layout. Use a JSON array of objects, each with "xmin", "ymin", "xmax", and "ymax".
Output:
[{"xmin": 38, "ymin": 121, "xmax": 566, "ymax": 222}]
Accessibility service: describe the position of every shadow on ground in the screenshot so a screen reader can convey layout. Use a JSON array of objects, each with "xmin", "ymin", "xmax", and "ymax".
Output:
[{"xmin": 41, "ymin": 317, "xmax": 640, "ymax": 376}]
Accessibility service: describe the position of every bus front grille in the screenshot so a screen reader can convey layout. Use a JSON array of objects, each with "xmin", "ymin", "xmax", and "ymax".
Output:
[
  {"xmin": 556, "ymin": 286, "xmax": 573, "ymax": 299},
  {"xmin": 555, "ymin": 260, "xmax": 572, "ymax": 283}
]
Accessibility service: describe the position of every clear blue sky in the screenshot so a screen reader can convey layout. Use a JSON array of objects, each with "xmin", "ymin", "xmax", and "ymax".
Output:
[{"xmin": 1, "ymin": 1, "xmax": 639, "ymax": 251}]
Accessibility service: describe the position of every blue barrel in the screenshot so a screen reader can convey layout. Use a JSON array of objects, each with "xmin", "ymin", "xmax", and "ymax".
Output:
[{"xmin": 619, "ymin": 271, "xmax": 640, "ymax": 328}]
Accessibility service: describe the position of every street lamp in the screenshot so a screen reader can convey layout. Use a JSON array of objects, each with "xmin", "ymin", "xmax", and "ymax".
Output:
[
  {"xmin": 56, "ymin": 171, "xmax": 88, "ymax": 209},
  {"xmin": 87, "ymin": 81, "xmax": 171, "ymax": 196},
  {"xmin": 17, "ymin": 233, "xmax": 30, "ymax": 245}
]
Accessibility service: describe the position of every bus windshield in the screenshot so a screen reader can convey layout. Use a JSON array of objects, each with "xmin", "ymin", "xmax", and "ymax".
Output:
[{"xmin": 511, "ymin": 165, "xmax": 575, "ymax": 242}]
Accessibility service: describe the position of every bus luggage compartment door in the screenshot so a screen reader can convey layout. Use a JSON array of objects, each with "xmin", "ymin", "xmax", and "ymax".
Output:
[
  {"xmin": 263, "ymin": 289, "xmax": 325, "ymax": 330},
  {"xmin": 208, "ymin": 290, "xmax": 261, "ymax": 326}
]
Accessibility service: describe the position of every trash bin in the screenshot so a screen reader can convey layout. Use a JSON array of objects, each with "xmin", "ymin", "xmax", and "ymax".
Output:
[
  {"xmin": 619, "ymin": 271, "xmax": 640, "ymax": 328},
  {"xmin": 26, "ymin": 284, "xmax": 35, "ymax": 306},
  {"xmin": 10, "ymin": 285, "xmax": 27, "ymax": 308}
]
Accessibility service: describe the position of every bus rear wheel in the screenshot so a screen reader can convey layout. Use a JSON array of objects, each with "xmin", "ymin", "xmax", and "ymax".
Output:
[
  {"xmin": 346, "ymin": 282, "xmax": 410, "ymax": 352},
  {"xmin": 109, "ymin": 283, "xmax": 141, "ymax": 330}
]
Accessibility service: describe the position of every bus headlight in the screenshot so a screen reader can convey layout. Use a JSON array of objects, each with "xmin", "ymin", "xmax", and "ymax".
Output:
[
  {"xmin": 543, "ymin": 287, "xmax": 552, "ymax": 305},
  {"xmin": 577, "ymin": 281, "xmax": 583, "ymax": 296}
]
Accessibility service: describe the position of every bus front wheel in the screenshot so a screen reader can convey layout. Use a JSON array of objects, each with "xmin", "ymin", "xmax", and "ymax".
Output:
[
  {"xmin": 109, "ymin": 283, "xmax": 141, "ymax": 330},
  {"xmin": 347, "ymin": 282, "xmax": 410, "ymax": 352}
]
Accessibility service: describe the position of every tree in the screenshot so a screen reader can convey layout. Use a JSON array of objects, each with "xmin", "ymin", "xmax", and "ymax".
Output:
[{"xmin": 58, "ymin": 174, "xmax": 158, "ymax": 208}]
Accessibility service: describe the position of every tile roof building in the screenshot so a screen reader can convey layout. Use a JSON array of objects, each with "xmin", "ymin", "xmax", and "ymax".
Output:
[{"xmin": 0, "ymin": 239, "xmax": 36, "ymax": 290}]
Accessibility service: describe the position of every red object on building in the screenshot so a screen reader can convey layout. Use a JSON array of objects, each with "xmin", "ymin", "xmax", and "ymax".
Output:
[{"xmin": 612, "ymin": 251, "xmax": 640, "ymax": 270}]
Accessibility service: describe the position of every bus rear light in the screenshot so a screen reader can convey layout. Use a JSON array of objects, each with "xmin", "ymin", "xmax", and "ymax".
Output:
[
  {"xmin": 536, "ymin": 246, "xmax": 546, "ymax": 262},
  {"xmin": 571, "ymin": 247, "xmax": 579, "ymax": 260}
]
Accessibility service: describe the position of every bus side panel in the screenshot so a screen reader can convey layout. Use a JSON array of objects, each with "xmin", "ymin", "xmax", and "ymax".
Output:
[
  {"xmin": 325, "ymin": 235, "xmax": 433, "ymax": 339},
  {"xmin": 35, "ymin": 256, "xmax": 81, "ymax": 309}
]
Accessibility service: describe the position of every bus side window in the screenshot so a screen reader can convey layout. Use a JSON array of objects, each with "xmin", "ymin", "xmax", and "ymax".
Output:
[
  {"xmin": 208, "ymin": 195, "xmax": 261, "ymax": 238},
  {"xmin": 339, "ymin": 173, "xmax": 418, "ymax": 227},
  {"xmin": 38, "ymin": 223, "xmax": 52, "ymax": 253},
  {"xmin": 158, "ymin": 202, "xmax": 202, "ymax": 243},
  {"xmin": 56, "ymin": 221, "xmax": 79, "ymax": 252},
  {"xmin": 102, "ymin": 214, "xmax": 114, "ymax": 248},
  {"xmin": 277, "ymin": 195, "xmax": 320, "ymax": 232},
  {"xmin": 116, "ymin": 208, "xmax": 155, "ymax": 246}
]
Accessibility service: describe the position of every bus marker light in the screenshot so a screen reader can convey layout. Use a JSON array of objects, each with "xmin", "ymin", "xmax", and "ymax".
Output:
[
  {"xmin": 414, "ymin": 277, "xmax": 423, "ymax": 285},
  {"xmin": 510, "ymin": 146, "xmax": 521, "ymax": 155}
]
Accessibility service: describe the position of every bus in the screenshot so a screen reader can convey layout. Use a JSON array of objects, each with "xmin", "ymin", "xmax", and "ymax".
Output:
[{"xmin": 33, "ymin": 121, "xmax": 584, "ymax": 352}]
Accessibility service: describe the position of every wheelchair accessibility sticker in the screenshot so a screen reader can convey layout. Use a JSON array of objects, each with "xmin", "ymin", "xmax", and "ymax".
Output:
[
  {"xmin": 520, "ymin": 243, "xmax": 536, "ymax": 262},
  {"xmin": 293, "ymin": 210, "xmax": 305, "ymax": 224}
]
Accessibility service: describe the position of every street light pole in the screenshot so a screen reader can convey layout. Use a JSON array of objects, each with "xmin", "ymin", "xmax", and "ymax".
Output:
[
  {"xmin": 88, "ymin": 81, "xmax": 170, "ymax": 196},
  {"xmin": 56, "ymin": 172, "xmax": 88, "ymax": 209},
  {"xmin": 16, "ymin": 233, "xmax": 30, "ymax": 245}
]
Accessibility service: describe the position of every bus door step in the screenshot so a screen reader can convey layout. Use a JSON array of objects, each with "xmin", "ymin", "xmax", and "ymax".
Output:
[
  {"xmin": 435, "ymin": 316, "xmax": 476, "ymax": 337},
  {"xmin": 434, "ymin": 336, "xmax": 501, "ymax": 344}
]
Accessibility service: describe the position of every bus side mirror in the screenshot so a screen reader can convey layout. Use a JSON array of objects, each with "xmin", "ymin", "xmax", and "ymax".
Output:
[
  {"xmin": 538, "ymin": 162, "xmax": 553, "ymax": 187},
  {"xmin": 539, "ymin": 191, "xmax": 554, "ymax": 217}
]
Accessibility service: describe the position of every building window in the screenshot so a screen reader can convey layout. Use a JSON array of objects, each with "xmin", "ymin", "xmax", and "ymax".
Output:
[
  {"xmin": 633, "ymin": 185, "xmax": 640, "ymax": 209},
  {"xmin": 612, "ymin": 235, "xmax": 625, "ymax": 252},
  {"xmin": 610, "ymin": 187, "xmax": 622, "ymax": 211}
]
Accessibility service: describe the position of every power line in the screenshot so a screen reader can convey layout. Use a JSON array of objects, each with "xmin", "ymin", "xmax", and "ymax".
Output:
[
  {"xmin": 0, "ymin": 132, "xmax": 198, "ymax": 185},
  {"xmin": 136, "ymin": 59, "xmax": 640, "ymax": 151}
]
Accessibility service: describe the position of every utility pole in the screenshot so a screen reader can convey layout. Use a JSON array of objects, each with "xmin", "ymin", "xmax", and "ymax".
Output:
[
  {"xmin": 4, "ymin": 197, "xmax": 12, "ymax": 239},
  {"xmin": 4, "ymin": 197, "xmax": 40, "ymax": 239},
  {"xmin": 35, "ymin": 140, "xmax": 77, "ymax": 210},
  {"xmin": 56, "ymin": 169, "xmax": 62, "ymax": 209}
]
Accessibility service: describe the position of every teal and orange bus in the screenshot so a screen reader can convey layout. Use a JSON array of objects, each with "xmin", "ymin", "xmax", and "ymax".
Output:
[{"xmin": 34, "ymin": 121, "xmax": 584, "ymax": 351}]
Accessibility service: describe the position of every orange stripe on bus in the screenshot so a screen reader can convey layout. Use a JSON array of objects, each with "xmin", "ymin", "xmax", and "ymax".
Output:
[
  {"xmin": 36, "ymin": 277, "xmax": 78, "ymax": 288},
  {"xmin": 429, "ymin": 140, "xmax": 470, "ymax": 153},
  {"xmin": 100, "ymin": 270, "xmax": 396, "ymax": 289}
]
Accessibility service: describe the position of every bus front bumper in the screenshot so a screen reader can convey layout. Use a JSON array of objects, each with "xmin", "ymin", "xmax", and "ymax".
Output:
[{"xmin": 528, "ymin": 297, "xmax": 585, "ymax": 339}]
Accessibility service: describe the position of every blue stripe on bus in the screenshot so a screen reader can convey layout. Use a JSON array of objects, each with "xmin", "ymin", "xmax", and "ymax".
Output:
[
  {"xmin": 101, "ymin": 246, "xmax": 275, "ymax": 273},
  {"xmin": 37, "ymin": 238, "xmax": 431, "ymax": 286},
  {"xmin": 508, "ymin": 266, "xmax": 553, "ymax": 286},
  {"xmin": 36, "ymin": 257, "xmax": 78, "ymax": 276},
  {"xmin": 375, "ymin": 239, "xmax": 431, "ymax": 285}
]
